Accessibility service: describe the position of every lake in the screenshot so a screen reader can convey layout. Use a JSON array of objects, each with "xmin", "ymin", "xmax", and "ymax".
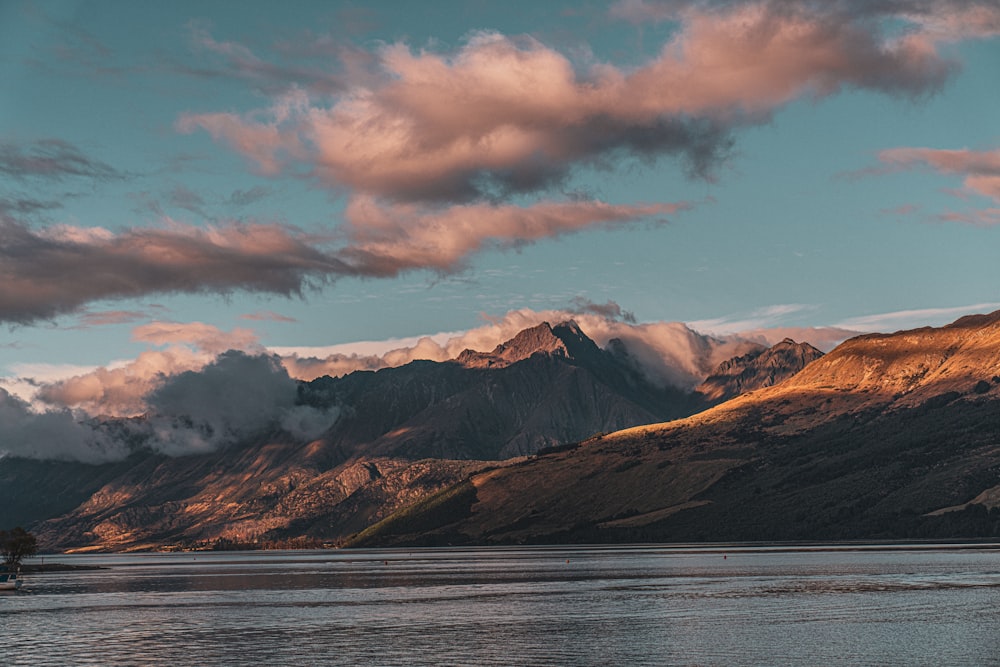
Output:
[{"xmin": 2, "ymin": 544, "xmax": 999, "ymax": 666}]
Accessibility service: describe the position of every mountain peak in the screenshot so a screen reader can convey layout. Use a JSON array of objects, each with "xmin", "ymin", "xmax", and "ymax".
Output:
[
  {"xmin": 455, "ymin": 319, "xmax": 605, "ymax": 369},
  {"xmin": 695, "ymin": 338, "xmax": 824, "ymax": 403}
]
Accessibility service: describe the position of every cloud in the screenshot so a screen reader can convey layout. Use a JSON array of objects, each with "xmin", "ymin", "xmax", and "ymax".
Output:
[
  {"xmin": 569, "ymin": 297, "xmax": 637, "ymax": 323},
  {"xmin": 610, "ymin": 1, "xmax": 1000, "ymax": 39},
  {"xmin": 35, "ymin": 322, "xmax": 262, "ymax": 416},
  {"xmin": 228, "ymin": 185, "xmax": 273, "ymax": 207},
  {"xmin": 36, "ymin": 346, "xmax": 208, "ymax": 417},
  {"xmin": 132, "ymin": 321, "xmax": 262, "ymax": 355},
  {"xmin": 935, "ymin": 208, "xmax": 1000, "ymax": 227},
  {"xmin": 74, "ymin": 310, "xmax": 150, "ymax": 328},
  {"xmin": 19, "ymin": 349, "xmax": 339, "ymax": 461},
  {"xmin": 0, "ymin": 195, "xmax": 63, "ymax": 217},
  {"xmin": 183, "ymin": 21, "xmax": 349, "ymax": 95},
  {"xmin": 166, "ymin": 184, "xmax": 208, "ymax": 216},
  {"xmin": 337, "ymin": 197, "xmax": 687, "ymax": 276},
  {"xmin": 878, "ymin": 147, "xmax": 1000, "ymax": 203},
  {"xmin": 0, "ymin": 139, "xmax": 123, "ymax": 181},
  {"xmin": 0, "ymin": 388, "xmax": 125, "ymax": 463},
  {"xmin": 1, "ymin": 198, "xmax": 676, "ymax": 324},
  {"xmin": 0, "ymin": 218, "xmax": 347, "ymax": 324},
  {"xmin": 179, "ymin": 3, "xmax": 968, "ymax": 206},
  {"xmin": 140, "ymin": 351, "xmax": 337, "ymax": 456},
  {"xmin": 688, "ymin": 304, "xmax": 816, "ymax": 334},
  {"xmin": 727, "ymin": 326, "xmax": 859, "ymax": 352},
  {"xmin": 875, "ymin": 146, "xmax": 1000, "ymax": 225},
  {"xmin": 241, "ymin": 310, "xmax": 297, "ymax": 323}
]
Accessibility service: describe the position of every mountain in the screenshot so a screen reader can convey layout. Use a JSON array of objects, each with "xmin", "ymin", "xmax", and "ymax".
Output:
[
  {"xmin": 349, "ymin": 312, "xmax": 1000, "ymax": 547},
  {"xmin": 2, "ymin": 321, "xmax": 814, "ymax": 552},
  {"xmin": 306, "ymin": 320, "xmax": 695, "ymax": 461},
  {"xmin": 692, "ymin": 338, "xmax": 824, "ymax": 404}
]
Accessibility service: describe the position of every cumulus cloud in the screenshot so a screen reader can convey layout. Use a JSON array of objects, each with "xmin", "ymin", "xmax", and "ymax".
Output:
[
  {"xmin": 23, "ymin": 347, "xmax": 339, "ymax": 461},
  {"xmin": 0, "ymin": 388, "xmax": 126, "ymax": 463},
  {"xmin": 37, "ymin": 346, "xmax": 208, "ymax": 417},
  {"xmin": 179, "ymin": 4, "xmax": 963, "ymax": 204},
  {"xmin": 133, "ymin": 321, "xmax": 263, "ymax": 355},
  {"xmin": 36, "ymin": 322, "xmax": 262, "ymax": 416},
  {"xmin": 140, "ymin": 351, "xmax": 337, "ymax": 456},
  {"xmin": 163, "ymin": 0, "xmax": 989, "ymax": 323}
]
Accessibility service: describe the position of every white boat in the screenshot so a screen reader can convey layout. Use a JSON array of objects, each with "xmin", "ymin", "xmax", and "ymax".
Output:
[{"xmin": 0, "ymin": 567, "xmax": 22, "ymax": 591}]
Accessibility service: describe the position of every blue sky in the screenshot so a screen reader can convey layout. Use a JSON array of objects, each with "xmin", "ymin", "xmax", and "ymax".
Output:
[{"xmin": 2, "ymin": 0, "xmax": 999, "ymax": 396}]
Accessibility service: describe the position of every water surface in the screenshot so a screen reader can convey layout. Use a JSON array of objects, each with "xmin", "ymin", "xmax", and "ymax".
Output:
[{"xmin": 2, "ymin": 544, "xmax": 999, "ymax": 665}]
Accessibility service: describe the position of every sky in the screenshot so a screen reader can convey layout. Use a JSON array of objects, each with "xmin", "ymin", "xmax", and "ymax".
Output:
[{"xmin": 2, "ymin": 0, "xmax": 1000, "ymax": 432}]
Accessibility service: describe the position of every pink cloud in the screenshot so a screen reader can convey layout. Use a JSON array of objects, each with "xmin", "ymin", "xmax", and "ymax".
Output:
[
  {"xmin": 338, "ymin": 197, "xmax": 688, "ymax": 276},
  {"xmin": 37, "ymin": 322, "xmax": 263, "ymax": 416},
  {"xmin": 937, "ymin": 208, "xmax": 1000, "ymax": 227},
  {"xmin": 179, "ymin": 4, "xmax": 963, "ymax": 205},
  {"xmin": 0, "ymin": 218, "xmax": 346, "ymax": 324},
  {"xmin": 133, "ymin": 321, "xmax": 262, "ymax": 355}
]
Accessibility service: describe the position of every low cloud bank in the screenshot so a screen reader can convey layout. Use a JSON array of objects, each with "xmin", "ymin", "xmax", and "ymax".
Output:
[{"xmin": 3, "ymin": 350, "xmax": 338, "ymax": 463}]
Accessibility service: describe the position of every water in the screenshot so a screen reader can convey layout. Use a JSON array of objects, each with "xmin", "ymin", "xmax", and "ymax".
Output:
[{"xmin": 2, "ymin": 544, "xmax": 999, "ymax": 666}]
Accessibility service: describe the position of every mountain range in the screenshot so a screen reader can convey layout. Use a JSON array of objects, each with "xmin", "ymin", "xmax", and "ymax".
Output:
[{"xmin": 3, "ymin": 313, "xmax": 999, "ymax": 551}]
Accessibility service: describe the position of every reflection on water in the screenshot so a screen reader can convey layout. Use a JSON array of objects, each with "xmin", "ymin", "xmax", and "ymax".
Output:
[{"xmin": 3, "ymin": 545, "xmax": 1000, "ymax": 666}]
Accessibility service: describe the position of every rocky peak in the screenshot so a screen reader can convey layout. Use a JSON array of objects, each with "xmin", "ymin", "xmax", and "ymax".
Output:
[
  {"xmin": 695, "ymin": 339, "xmax": 824, "ymax": 403},
  {"xmin": 457, "ymin": 322, "xmax": 563, "ymax": 368},
  {"xmin": 456, "ymin": 320, "xmax": 607, "ymax": 369}
]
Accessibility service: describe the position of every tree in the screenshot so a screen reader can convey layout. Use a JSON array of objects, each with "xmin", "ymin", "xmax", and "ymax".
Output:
[{"xmin": 0, "ymin": 527, "xmax": 38, "ymax": 568}]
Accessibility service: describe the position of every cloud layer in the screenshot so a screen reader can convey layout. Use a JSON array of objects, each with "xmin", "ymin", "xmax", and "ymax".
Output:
[{"xmin": 5, "ymin": 1, "xmax": 998, "ymax": 322}]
